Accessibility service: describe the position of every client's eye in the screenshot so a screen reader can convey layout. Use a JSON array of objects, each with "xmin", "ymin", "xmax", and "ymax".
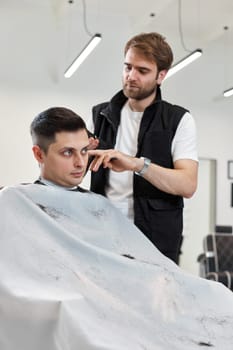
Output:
[
  {"xmin": 81, "ymin": 147, "xmax": 88, "ymax": 155},
  {"xmin": 63, "ymin": 149, "xmax": 72, "ymax": 157}
]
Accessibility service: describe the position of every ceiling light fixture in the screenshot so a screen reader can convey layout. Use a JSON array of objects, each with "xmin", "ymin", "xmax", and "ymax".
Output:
[
  {"xmin": 223, "ymin": 87, "xmax": 233, "ymax": 98},
  {"xmin": 222, "ymin": 26, "xmax": 233, "ymax": 98},
  {"xmin": 166, "ymin": 0, "xmax": 203, "ymax": 80},
  {"xmin": 64, "ymin": 0, "xmax": 102, "ymax": 78},
  {"xmin": 166, "ymin": 49, "xmax": 203, "ymax": 79},
  {"xmin": 64, "ymin": 33, "xmax": 102, "ymax": 78}
]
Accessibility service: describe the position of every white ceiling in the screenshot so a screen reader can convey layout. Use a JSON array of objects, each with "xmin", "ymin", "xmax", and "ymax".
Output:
[{"xmin": 1, "ymin": 0, "xmax": 233, "ymax": 98}]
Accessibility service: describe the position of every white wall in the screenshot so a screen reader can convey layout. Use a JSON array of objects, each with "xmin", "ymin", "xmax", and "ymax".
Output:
[
  {"xmin": 163, "ymin": 35, "xmax": 233, "ymax": 228},
  {"xmin": 180, "ymin": 159, "xmax": 216, "ymax": 275}
]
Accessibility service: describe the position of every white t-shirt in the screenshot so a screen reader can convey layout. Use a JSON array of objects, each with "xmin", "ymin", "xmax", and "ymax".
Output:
[{"xmin": 89, "ymin": 102, "xmax": 198, "ymax": 220}]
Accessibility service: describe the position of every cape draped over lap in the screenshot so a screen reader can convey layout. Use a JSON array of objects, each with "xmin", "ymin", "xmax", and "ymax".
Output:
[{"xmin": 0, "ymin": 184, "xmax": 233, "ymax": 350}]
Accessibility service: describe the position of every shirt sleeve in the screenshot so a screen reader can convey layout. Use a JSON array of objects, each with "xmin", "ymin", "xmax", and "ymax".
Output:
[{"xmin": 171, "ymin": 112, "xmax": 198, "ymax": 162}]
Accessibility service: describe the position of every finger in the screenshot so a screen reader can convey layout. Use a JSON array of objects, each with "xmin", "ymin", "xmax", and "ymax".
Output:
[
  {"xmin": 89, "ymin": 154, "xmax": 106, "ymax": 172},
  {"xmin": 88, "ymin": 157, "xmax": 98, "ymax": 171},
  {"xmin": 89, "ymin": 156, "xmax": 102, "ymax": 171},
  {"xmin": 88, "ymin": 149, "xmax": 103, "ymax": 157},
  {"xmin": 102, "ymin": 155, "xmax": 117, "ymax": 168}
]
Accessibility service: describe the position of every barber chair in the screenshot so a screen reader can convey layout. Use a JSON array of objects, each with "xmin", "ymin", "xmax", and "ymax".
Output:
[{"xmin": 198, "ymin": 233, "xmax": 233, "ymax": 291}]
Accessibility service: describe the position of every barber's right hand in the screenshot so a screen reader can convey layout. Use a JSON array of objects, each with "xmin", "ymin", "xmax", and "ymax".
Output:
[{"xmin": 88, "ymin": 149, "xmax": 141, "ymax": 173}]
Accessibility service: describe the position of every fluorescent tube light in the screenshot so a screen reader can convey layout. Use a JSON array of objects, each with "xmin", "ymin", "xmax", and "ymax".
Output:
[
  {"xmin": 165, "ymin": 49, "xmax": 203, "ymax": 79},
  {"xmin": 64, "ymin": 33, "xmax": 102, "ymax": 78},
  {"xmin": 223, "ymin": 87, "xmax": 233, "ymax": 97}
]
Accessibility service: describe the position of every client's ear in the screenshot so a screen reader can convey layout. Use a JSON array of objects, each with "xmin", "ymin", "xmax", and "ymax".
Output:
[{"xmin": 32, "ymin": 145, "xmax": 44, "ymax": 163}]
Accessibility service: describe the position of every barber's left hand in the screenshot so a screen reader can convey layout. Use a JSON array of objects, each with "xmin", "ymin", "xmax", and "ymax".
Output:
[{"xmin": 88, "ymin": 136, "xmax": 99, "ymax": 150}]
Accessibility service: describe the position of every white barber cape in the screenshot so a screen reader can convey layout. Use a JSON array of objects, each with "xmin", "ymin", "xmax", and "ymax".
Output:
[{"xmin": 0, "ymin": 184, "xmax": 233, "ymax": 350}]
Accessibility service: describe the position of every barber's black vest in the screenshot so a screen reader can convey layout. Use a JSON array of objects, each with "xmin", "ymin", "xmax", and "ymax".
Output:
[
  {"xmin": 91, "ymin": 89, "xmax": 187, "ymax": 206},
  {"xmin": 90, "ymin": 89, "xmax": 188, "ymax": 262}
]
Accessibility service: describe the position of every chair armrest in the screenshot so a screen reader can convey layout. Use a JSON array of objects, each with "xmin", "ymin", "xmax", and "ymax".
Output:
[{"xmin": 206, "ymin": 271, "xmax": 233, "ymax": 291}]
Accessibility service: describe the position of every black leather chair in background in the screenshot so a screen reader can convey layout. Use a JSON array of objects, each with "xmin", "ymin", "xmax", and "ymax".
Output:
[
  {"xmin": 215, "ymin": 225, "xmax": 233, "ymax": 234},
  {"xmin": 198, "ymin": 232, "xmax": 233, "ymax": 291}
]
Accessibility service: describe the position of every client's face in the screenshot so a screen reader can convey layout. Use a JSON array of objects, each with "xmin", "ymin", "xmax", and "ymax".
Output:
[{"xmin": 40, "ymin": 129, "xmax": 89, "ymax": 187}]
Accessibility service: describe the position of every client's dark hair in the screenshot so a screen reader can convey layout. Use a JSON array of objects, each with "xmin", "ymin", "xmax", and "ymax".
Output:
[{"xmin": 30, "ymin": 107, "xmax": 87, "ymax": 153}]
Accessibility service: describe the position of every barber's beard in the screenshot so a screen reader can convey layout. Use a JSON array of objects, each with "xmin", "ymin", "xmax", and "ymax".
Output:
[{"xmin": 123, "ymin": 81, "xmax": 157, "ymax": 101}]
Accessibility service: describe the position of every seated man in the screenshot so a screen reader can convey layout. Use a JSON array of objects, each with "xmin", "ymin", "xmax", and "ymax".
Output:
[
  {"xmin": 0, "ymin": 107, "xmax": 233, "ymax": 350},
  {"xmin": 30, "ymin": 106, "xmax": 90, "ymax": 190}
]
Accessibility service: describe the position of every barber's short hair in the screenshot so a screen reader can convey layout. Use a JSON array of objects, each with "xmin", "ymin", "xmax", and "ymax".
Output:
[
  {"xmin": 124, "ymin": 32, "xmax": 173, "ymax": 71},
  {"xmin": 30, "ymin": 107, "xmax": 87, "ymax": 153}
]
